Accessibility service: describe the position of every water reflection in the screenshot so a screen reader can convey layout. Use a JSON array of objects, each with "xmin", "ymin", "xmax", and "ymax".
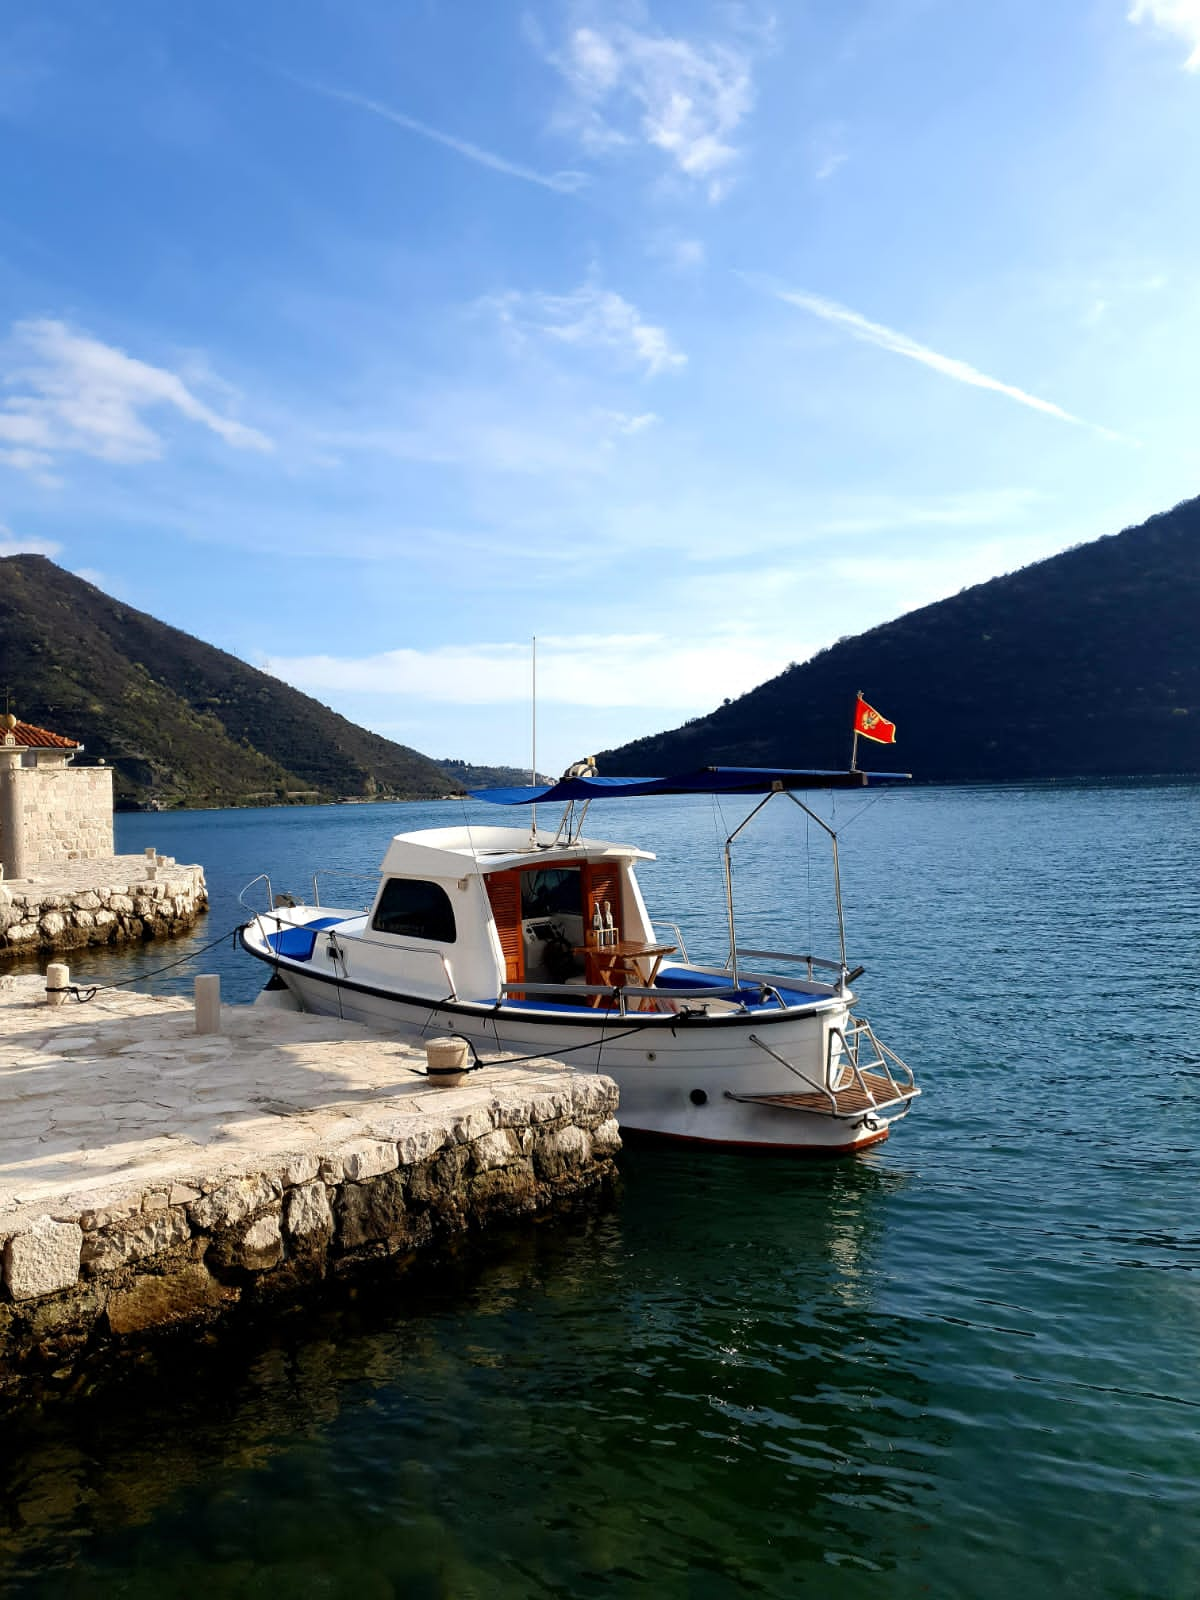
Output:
[{"xmin": 0, "ymin": 1148, "xmax": 939, "ymax": 1598}]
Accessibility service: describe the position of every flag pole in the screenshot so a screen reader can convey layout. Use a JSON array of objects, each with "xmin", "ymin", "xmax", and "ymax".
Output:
[{"xmin": 849, "ymin": 690, "xmax": 861, "ymax": 773}]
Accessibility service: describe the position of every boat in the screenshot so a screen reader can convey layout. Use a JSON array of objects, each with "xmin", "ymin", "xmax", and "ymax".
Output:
[{"xmin": 238, "ymin": 767, "xmax": 920, "ymax": 1152}]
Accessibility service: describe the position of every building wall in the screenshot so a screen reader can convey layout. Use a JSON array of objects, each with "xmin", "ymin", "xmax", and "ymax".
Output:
[{"xmin": 5, "ymin": 767, "xmax": 114, "ymax": 870}]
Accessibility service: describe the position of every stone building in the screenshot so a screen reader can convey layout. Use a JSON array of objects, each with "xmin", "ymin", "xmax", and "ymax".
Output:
[
  {"xmin": 0, "ymin": 714, "xmax": 113, "ymax": 881},
  {"xmin": 0, "ymin": 713, "xmax": 207, "ymax": 953}
]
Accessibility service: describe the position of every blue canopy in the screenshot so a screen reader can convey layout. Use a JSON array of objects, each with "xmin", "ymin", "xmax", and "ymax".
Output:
[{"xmin": 468, "ymin": 765, "xmax": 910, "ymax": 805}]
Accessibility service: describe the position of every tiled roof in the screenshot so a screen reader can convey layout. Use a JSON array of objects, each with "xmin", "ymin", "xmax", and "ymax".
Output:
[{"xmin": 5, "ymin": 720, "xmax": 81, "ymax": 749}]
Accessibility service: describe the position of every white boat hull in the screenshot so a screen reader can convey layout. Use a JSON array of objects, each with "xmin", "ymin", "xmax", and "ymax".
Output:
[{"xmin": 257, "ymin": 959, "xmax": 908, "ymax": 1152}]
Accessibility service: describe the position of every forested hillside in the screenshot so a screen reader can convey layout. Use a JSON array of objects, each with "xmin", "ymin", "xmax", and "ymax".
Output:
[
  {"xmin": 0, "ymin": 556, "xmax": 452, "ymax": 808},
  {"xmin": 601, "ymin": 496, "xmax": 1200, "ymax": 782}
]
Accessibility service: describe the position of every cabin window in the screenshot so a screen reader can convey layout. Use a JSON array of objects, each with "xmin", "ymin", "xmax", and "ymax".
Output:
[{"xmin": 372, "ymin": 878, "xmax": 457, "ymax": 943}]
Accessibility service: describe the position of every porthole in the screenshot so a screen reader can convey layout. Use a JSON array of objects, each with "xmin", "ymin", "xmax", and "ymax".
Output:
[{"xmin": 690, "ymin": 1089, "xmax": 708, "ymax": 1107}]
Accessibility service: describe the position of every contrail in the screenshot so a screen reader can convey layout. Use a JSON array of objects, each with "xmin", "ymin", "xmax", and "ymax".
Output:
[
  {"xmin": 285, "ymin": 71, "xmax": 587, "ymax": 195},
  {"xmin": 756, "ymin": 279, "xmax": 1124, "ymax": 440}
]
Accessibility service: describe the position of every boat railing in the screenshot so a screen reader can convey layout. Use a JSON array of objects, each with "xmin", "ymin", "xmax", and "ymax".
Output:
[
  {"xmin": 330, "ymin": 931, "xmax": 457, "ymax": 999},
  {"xmin": 734, "ymin": 947, "xmax": 844, "ymax": 982},
  {"xmin": 650, "ymin": 920, "xmax": 690, "ymax": 963},
  {"xmin": 311, "ymin": 870, "xmax": 379, "ymax": 911},
  {"xmin": 828, "ymin": 1019, "xmax": 918, "ymax": 1106},
  {"xmin": 238, "ymin": 873, "xmax": 275, "ymax": 915},
  {"xmin": 499, "ymin": 979, "xmax": 736, "ymax": 1017}
]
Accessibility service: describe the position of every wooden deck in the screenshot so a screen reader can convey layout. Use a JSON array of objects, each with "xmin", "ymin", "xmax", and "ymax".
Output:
[{"xmin": 740, "ymin": 1070, "xmax": 920, "ymax": 1118}]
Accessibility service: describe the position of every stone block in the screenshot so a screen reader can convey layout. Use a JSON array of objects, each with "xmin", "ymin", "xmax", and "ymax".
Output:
[
  {"xmin": 279, "ymin": 1153, "xmax": 320, "ymax": 1188},
  {"xmin": 450, "ymin": 1106, "xmax": 497, "ymax": 1144},
  {"xmin": 284, "ymin": 1181, "xmax": 333, "ymax": 1241},
  {"xmin": 533, "ymin": 1124, "xmax": 590, "ymax": 1180},
  {"xmin": 81, "ymin": 1207, "xmax": 191, "ymax": 1273},
  {"xmin": 467, "ymin": 1164, "xmax": 538, "ymax": 1216},
  {"xmin": 239, "ymin": 1212, "xmax": 283, "ymax": 1271},
  {"xmin": 591, "ymin": 1118, "xmax": 622, "ymax": 1157},
  {"xmin": 471, "ymin": 1128, "xmax": 522, "ymax": 1173},
  {"xmin": 371, "ymin": 1117, "xmax": 450, "ymax": 1167},
  {"xmin": 572, "ymin": 1078, "xmax": 619, "ymax": 1121},
  {"xmin": 406, "ymin": 1145, "xmax": 469, "ymax": 1205},
  {"xmin": 528, "ymin": 1088, "xmax": 573, "ymax": 1124},
  {"xmin": 78, "ymin": 1192, "xmax": 143, "ymax": 1231},
  {"xmin": 337, "ymin": 1173, "xmax": 408, "ymax": 1249},
  {"xmin": 4, "ymin": 1215, "xmax": 83, "ymax": 1300},
  {"xmin": 106, "ymin": 1261, "xmax": 237, "ymax": 1336},
  {"xmin": 189, "ymin": 1173, "xmax": 281, "ymax": 1231},
  {"xmin": 339, "ymin": 1139, "xmax": 398, "ymax": 1182}
]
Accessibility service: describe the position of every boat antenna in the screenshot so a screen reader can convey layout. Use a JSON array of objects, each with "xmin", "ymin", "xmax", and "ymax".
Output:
[{"xmin": 530, "ymin": 634, "xmax": 538, "ymax": 843}]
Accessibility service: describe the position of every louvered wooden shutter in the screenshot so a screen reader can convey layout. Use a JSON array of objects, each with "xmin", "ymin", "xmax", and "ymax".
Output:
[
  {"xmin": 583, "ymin": 864, "xmax": 622, "ymax": 942},
  {"xmin": 484, "ymin": 870, "xmax": 523, "ymax": 986}
]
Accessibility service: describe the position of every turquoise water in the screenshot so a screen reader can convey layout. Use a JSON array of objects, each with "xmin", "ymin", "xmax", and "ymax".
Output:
[{"xmin": 2, "ymin": 783, "xmax": 1199, "ymax": 1596}]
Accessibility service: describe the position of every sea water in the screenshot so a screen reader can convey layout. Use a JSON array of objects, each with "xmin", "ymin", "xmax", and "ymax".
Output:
[{"xmin": 1, "ymin": 782, "xmax": 1197, "ymax": 1597}]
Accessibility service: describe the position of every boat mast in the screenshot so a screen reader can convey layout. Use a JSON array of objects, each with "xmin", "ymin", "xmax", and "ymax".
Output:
[{"xmin": 530, "ymin": 635, "xmax": 538, "ymax": 843}]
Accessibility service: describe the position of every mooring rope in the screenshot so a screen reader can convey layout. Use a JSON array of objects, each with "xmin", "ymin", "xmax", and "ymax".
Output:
[{"xmin": 47, "ymin": 921, "xmax": 248, "ymax": 1004}]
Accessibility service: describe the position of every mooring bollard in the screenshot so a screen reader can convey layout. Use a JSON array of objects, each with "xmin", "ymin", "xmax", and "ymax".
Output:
[
  {"xmin": 195, "ymin": 974, "xmax": 221, "ymax": 1035},
  {"xmin": 425, "ymin": 1036, "xmax": 469, "ymax": 1088},
  {"xmin": 45, "ymin": 962, "xmax": 69, "ymax": 1007}
]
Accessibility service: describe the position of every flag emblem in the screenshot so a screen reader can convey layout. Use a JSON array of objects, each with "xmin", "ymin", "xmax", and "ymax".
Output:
[{"xmin": 853, "ymin": 694, "xmax": 897, "ymax": 745}]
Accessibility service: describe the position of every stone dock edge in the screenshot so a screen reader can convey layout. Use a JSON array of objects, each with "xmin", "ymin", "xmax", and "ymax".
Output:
[
  {"xmin": 0, "ymin": 856, "xmax": 208, "ymax": 953},
  {"xmin": 0, "ymin": 1077, "xmax": 621, "ymax": 1395}
]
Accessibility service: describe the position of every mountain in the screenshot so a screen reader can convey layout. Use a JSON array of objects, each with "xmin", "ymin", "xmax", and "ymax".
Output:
[
  {"xmin": 435, "ymin": 759, "xmax": 553, "ymax": 790},
  {"xmin": 600, "ymin": 496, "xmax": 1200, "ymax": 783},
  {"xmin": 0, "ymin": 556, "xmax": 452, "ymax": 808}
]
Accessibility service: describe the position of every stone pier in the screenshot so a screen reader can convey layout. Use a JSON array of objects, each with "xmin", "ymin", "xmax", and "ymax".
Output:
[
  {"xmin": 0, "ymin": 853, "xmax": 207, "ymax": 954},
  {"xmin": 0, "ymin": 977, "xmax": 620, "ymax": 1394}
]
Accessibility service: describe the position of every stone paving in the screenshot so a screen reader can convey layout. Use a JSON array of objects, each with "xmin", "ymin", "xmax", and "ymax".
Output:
[
  {"xmin": 0, "ymin": 975, "xmax": 601, "ymax": 1230},
  {"xmin": 1, "ymin": 852, "xmax": 170, "ymax": 895}
]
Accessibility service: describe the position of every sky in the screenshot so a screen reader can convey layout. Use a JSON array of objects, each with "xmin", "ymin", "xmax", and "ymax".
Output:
[{"xmin": 3, "ymin": 0, "xmax": 1200, "ymax": 774}]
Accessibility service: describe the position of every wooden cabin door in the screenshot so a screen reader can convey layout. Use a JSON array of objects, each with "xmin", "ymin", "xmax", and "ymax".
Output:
[{"xmin": 484, "ymin": 870, "xmax": 523, "ymax": 988}]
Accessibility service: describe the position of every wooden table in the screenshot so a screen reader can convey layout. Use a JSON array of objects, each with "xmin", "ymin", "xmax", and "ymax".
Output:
[{"xmin": 575, "ymin": 940, "xmax": 677, "ymax": 1006}]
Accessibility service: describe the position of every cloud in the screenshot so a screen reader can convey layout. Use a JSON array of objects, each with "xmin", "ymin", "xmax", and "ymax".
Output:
[
  {"xmin": 809, "ymin": 120, "xmax": 849, "ymax": 182},
  {"xmin": 0, "ymin": 319, "xmax": 272, "ymax": 475},
  {"xmin": 282, "ymin": 70, "xmax": 588, "ymax": 193},
  {"xmin": 0, "ymin": 523, "xmax": 61, "ymax": 558},
  {"xmin": 1129, "ymin": 1, "xmax": 1200, "ymax": 68},
  {"xmin": 544, "ymin": 12, "xmax": 754, "ymax": 197},
  {"xmin": 486, "ymin": 282, "xmax": 686, "ymax": 376},
  {"xmin": 650, "ymin": 233, "xmax": 706, "ymax": 271},
  {"xmin": 261, "ymin": 631, "xmax": 784, "ymax": 710},
  {"xmin": 757, "ymin": 281, "xmax": 1122, "ymax": 437},
  {"xmin": 602, "ymin": 410, "xmax": 659, "ymax": 436},
  {"xmin": 335, "ymin": 387, "xmax": 661, "ymax": 478}
]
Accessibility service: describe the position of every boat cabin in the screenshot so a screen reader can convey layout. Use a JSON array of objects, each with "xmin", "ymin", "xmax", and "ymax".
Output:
[{"xmin": 355, "ymin": 825, "xmax": 661, "ymax": 1003}]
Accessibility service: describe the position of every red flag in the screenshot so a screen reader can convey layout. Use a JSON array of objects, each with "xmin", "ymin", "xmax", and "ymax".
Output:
[{"xmin": 853, "ymin": 694, "xmax": 897, "ymax": 745}]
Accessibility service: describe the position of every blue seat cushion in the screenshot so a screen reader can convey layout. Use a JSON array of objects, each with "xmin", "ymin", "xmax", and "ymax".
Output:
[{"xmin": 266, "ymin": 917, "xmax": 344, "ymax": 962}]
